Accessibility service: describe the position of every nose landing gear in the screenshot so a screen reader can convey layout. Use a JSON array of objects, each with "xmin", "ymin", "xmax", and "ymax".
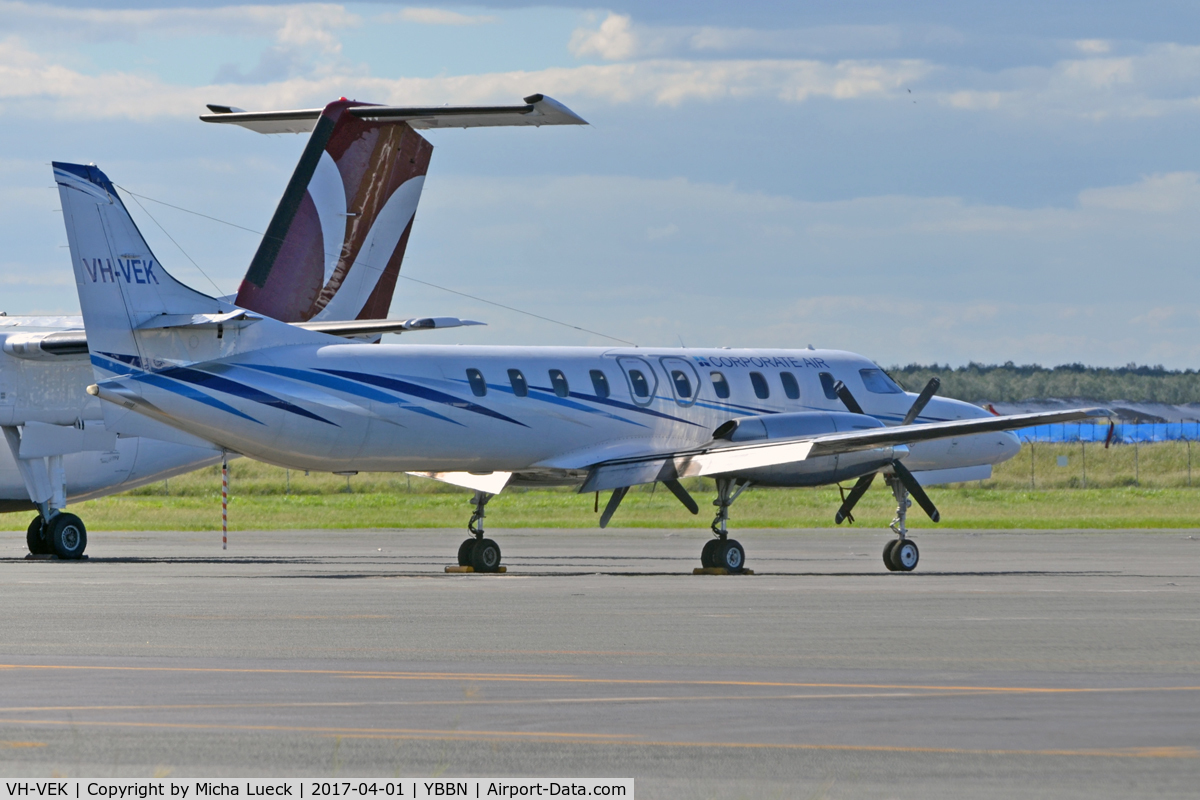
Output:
[{"xmin": 883, "ymin": 474, "xmax": 919, "ymax": 572}]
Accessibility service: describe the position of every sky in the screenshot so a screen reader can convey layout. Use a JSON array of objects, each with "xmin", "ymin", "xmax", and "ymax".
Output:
[{"xmin": 3, "ymin": 1, "xmax": 1200, "ymax": 368}]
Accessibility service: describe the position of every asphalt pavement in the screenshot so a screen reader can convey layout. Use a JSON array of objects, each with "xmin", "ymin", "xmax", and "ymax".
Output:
[{"xmin": 1, "ymin": 526, "xmax": 1198, "ymax": 799}]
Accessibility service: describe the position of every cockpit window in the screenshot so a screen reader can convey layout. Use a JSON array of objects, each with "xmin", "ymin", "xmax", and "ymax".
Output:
[{"xmin": 859, "ymin": 368, "xmax": 903, "ymax": 394}]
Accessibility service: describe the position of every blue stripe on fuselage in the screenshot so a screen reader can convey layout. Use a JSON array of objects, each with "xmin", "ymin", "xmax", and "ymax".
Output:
[
  {"xmin": 318, "ymin": 369, "xmax": 528, "ymax": 427},
  {"xmin": 133, "ymin": 372, "xmax": 262, "ymax": 424},
  {"xmin": 161, "ymin": 366, "xmax": 337, "ymax": 426},
  {"xmin": 238, "ymin": 364, "xmax": 463, "ymax": 426}
]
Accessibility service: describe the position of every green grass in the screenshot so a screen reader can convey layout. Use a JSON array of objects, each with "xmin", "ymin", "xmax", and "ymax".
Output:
[{"xmin": 4, "ymin": 442, "xmax": 1200, "ymax": 531}]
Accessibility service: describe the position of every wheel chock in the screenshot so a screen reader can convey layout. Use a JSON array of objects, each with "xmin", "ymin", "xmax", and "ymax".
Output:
[
  {"xmin": 692, "ymin": 567, "xmax": 754, "ymax": 575},
  {"xmin": 445, "ymin": 565, "xmax": 507, "ymax": 573}
]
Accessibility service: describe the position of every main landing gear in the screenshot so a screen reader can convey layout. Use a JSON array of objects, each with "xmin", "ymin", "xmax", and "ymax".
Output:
[
  {"xmin": 26, "ymin": 513, "xmax": 88, "ymax": 559},
  {"xmin": 700, "ymin": 477, "xmax": 751, "ymax": 572},
  {"xmin": 456, "ymin": 491, "xmax": 503, "ymax": 572},
  {"xmin": 882, "ymin": 474, "xmax": 919, "ymax": 572},
  {"xmin": 1, "ymin": 428, "xmax": 88, "ymax": 560}
]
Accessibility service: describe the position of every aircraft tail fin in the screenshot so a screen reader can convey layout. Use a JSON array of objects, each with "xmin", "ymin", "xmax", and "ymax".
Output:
[
  {"xmin": 233, "ymin": 99, "xmax": 432, "ymax": 323},
  {"xmin": 53, "ymin": 161, "xmax": 322, "ymax": 379}
]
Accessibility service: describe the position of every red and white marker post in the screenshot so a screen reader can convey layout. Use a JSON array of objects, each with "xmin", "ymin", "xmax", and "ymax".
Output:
[{"xmin": 221, "ymin": 455, "xmax": 228, "ymax": 550}]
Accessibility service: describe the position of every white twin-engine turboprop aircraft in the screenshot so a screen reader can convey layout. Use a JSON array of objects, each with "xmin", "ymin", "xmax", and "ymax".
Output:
[
  {"xmin": 58, "ymin": 155, "xmax": 1106, "ymax": 574},
  {"xmin": 5, "ymin": 94, "xmax": 586, "ymax": 559}
]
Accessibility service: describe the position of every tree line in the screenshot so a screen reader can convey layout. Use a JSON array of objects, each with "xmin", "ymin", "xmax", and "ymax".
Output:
[{"xmin": 887, "ymin": 363, "xmax": 1200, "ymax": 404}]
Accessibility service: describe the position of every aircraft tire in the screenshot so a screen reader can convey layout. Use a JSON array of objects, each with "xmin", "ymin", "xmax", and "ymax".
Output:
[
  {"xmin": 701, "ymin": 539, "xmax": 720, "ymax": 568},
  {"xmin": 471, "ymin": 538, "xmax": 501, "ymax": 572},
  {"xmin": 715, "ymin": 539, "xmax": 745, "ymax": 572},
  {"xmin": 882, "ymin": 540, "xmax": 899, "ymax": 571},
  {"xmin": 26, "ymin": 516, "xmax": 49, "ymax": 555},
  {"xmin": 890, "ymin": 540, "xmax": 919, "ymax": 572},
  {"xmin": 48, "ymin": 513, "xmax": 87, "ymax": 560},
  {"xmin": 457, "ymin": 538, "xmax": 476, "ymax": 567}
]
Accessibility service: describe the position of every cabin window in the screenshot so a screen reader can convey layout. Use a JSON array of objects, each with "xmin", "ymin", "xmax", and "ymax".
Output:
[
  {"xmin": 749, "ymin": 371, "xmax": 770, "ymax": 399},
  {"xmin": 819, "ymin": 372, "xmax": 839, "ymax": 400},
  {"xmin": 860, "ymin": 368, "xmax": 903, "ymax": 394},
  {"xmin": 628, "ymin": 369, "xmax": 650, "ymax": 398},
  {"xmin": 508, "ymin": 369, "xmax": 528, "ymax": 398},
  {"xmin": 590, "ymin": 369, "xmax": 611, "ymax": 398},
  {"xmin": 780, "ymin": 371, "xmax": 800, "ymax": 400},
  {"xmin": 549, "ymin": 369, "xmax": 570, "ymax": 398},
  {"xmin": 466, "ymin": 368, "xmax": 487, "ymax": 397},
  {"xmin": 710, "ymin": 371, "xmax": 730, "ymax": 399},
  {"xmin": 670, "ymin": 369, "xmax": 693, "ymax": 399}
]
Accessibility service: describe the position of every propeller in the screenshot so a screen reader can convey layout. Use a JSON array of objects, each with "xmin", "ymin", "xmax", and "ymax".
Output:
[
  {"xmin": 663, "ymin": 479, "xmax": 700, "ymax": 514},
  {"xmin": 599, "ymin": 486, "xmax": 629, "ymax": 528},
  {"xmin": 835, "ymin": 473, "xmax": 875, "ymax": 524},
  {"xmin": 831, "ymin": 376, "xmax": 943, "ymax": 524},
  {"xmin": 890, "ymin": 460, "xmax": 940, "ymax": 522},
  {"xmin": 901, "ymin": 377, "xmax": 941, "ymax": 425},
  {"xmin": 832, "ymin": 380, "xmax": 864, "ymax": 414}
]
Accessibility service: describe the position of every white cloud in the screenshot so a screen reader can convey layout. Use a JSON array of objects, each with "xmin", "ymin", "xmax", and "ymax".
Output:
[
  {"xmin": 570, "ymin": 12, "xmax": 639, "ymax": 60},
  {"xmin": 568, "ymin": 12, "xmax": 957, "ymax": 61},
  {"xmin": 936, "ymin": 44, "xmax": 1200, "ymax": 120},
  {"xmin": 381, "ymin": 8, "xmax": 497, "ymax": 26},
  {"xmin": 0, "ymin": 1, "xmax": 358, "ymax": 43},
  {"xmin": 1079, "ymin": 172, "xmax": 1200, "ymax": 213},
  {"xmin": 404, "ymin": 171, "xmax": 1200, "ymax": 364},
  {"xmin": 0, "ymin": 35, "xmax": 931, "ymax": 116},
  {"xmin": 1075, "ymin": 39, "xmax": 1112, "ymax": 55}
]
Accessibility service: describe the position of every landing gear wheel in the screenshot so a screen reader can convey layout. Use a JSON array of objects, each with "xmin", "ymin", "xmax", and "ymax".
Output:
[
  {"xmin": 701, "ymin": 539, "xmax": 720, "ymax": 568},
  {"xmin": 889, "ymin": 539, "xmax": 919, "ymax": 572},
  {"xmin": 26, "ymin": 516, "xmax": 49, "ymax": 555},
  {"xmin": 48, "ymin": 513, "xmax": 86, "ymax": 560},
  {"xmin": 882, "ymin": 539, "xmax": 899, "ymax": 571},
  {"xmin": 471, "ymin": 538, "xmax": 501, "ymax": 573},
  {"xmin": 457, "ymin": 538, "xmax": 476, "ymax": 567},
  {"xmin": 714, "ymin": 539, "xmax": 745, "ymax": 572}
]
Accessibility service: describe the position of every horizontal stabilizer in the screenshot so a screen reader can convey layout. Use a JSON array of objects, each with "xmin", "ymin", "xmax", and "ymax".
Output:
[
  {"xmin": 201, "ymin": 94, "xmax": 587, "ymax": 134},
  {"xmin": 295, "ymin": 317, "xmax": 485, "ymax": 337},
  {"xmin": 136, "ymin": 310, "xmax": 262, "ymax": 331},
  {"xmin": 1, "ymin": 316, "xmax": 482, "ymax": 359}
]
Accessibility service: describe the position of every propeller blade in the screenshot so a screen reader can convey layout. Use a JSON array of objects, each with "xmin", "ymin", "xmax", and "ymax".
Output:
[
  {"xmin": 833, "ymin": 380, "xmax": 865, "ymax": 415},
  {"xmin": 662, "ymin": 479, "xmax": 700, "ymax": 514},
  {"xmin": 901, "ymin": 377, "xmax": 941, "ymax": 426},
  {"xmin": 890, "ymin": 460, "xmax": 940, "ymax": 522},
  {"xmin": 599, "ymin": 486, "xmax": 629, "ymax": 528},
  {"xmin": 834, "ymin": 472, "xmax": 876, "ymax": 525}
]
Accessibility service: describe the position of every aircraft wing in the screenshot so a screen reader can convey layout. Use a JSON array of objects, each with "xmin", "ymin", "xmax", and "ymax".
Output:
[
  {"xmin": 200, "ymin": 94, "xmax": 586, "ymax": 134},
  {"xmin": 581, "ymin": 407, "xmax": 1109, "ymax": 493}
]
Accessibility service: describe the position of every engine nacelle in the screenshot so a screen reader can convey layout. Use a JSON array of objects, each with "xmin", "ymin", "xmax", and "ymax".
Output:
[{"xmin": 712, "ymin": 411, "xmax": 902, "ymax": 487}]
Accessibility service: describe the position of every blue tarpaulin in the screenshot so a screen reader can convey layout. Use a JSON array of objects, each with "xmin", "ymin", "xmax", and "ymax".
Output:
[{"xmin": 1014, "ymin": 422, "xmax": 1200, "ymax": 443}]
